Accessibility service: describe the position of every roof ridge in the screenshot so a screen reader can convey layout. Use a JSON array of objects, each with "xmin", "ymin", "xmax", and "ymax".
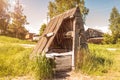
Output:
[{"xmin": 51, "ymin": 7, "xmax": 77, "ymax": 20}]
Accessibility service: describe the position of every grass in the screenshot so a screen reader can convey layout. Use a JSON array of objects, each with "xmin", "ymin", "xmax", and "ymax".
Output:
[
  {"xmin": 0, "ymin": 44, "xmax": 32, "ymax": 77},
  {"xmin": 75, "ymin": 43, "xmax": 120, "ymax": 80},
  {"xmin": 76, "ymin": 43, "xmax": 118, "ymax": 75},
  {"xmin": 0, "ymin": 36, "xmax": 54, "ymax": 80},
  {"xmin": 0, "ymin": 36, "xmax": 119, "ymax": 79},
  {"xmin": 0, "ymin": 36, "xmax": 35, "ymax": 44},
  {"xmin": 32, "ymin": 55, "xmax": 54, "ymax": 80}
]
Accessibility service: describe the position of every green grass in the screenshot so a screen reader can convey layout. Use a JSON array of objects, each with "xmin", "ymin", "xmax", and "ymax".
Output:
[
  {"xmin": 76, "ymin": 44, "xmax": 117, "ymax": 75},
  {"xmin": 87, "ymin": 44, "xmax": 120, "ymax": 80},
  {"xmin": 0, "ymin": 36, "xmax": 54, "ymax": 80},
  {"xmin": 32, "ymin": 55, "xmax": 54, "ymax": 80},
  {"xmin": 0, "ymin": 36, "xmax": 119, "ymax": 79},
  {"xmin": 0, "ymin": 44, "xmax": 32, "ymax": 77},
  {"xmin": 0, "ymin": 36, "xmax": 35, "ymax": 44}
]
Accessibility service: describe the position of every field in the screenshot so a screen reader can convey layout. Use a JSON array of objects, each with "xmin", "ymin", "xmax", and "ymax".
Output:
[
  {"xmin": 0, "ymin": 36, "xmax": 120, "ymax": 80},
  {"xmin": 0, "ymin": 36, "xmax": 33, "ymax": 79},
  {"xmin": 0, "ymin": 36, "xmax": 54, "ymax": 80},
  {"xmin": 80, "ymin": 44, "xmax": 120, "ymax": 80}
]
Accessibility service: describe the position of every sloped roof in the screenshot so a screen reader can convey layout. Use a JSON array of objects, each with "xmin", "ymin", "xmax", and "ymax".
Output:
[
  {"xmin": 86, "ymin": 28, "xmax": 103, "ymax": 34},
  {"xmin": 32, "ymin": 7, "xmax": 80, "ymax": 55}
]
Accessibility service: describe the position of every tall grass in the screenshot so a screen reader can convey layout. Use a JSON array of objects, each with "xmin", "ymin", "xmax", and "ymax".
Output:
[
  {"xmin": 0, "ymin": 43, "xmax": 54, "ymax": 80},
  {"xmin": 76, "ymin": 44, "xmax": 114, "ymax": 75},
  {"xmin": 32, "ymin": 55, "xmax": 54, "ymax": 80},
  {"xmin": 0, "ymin": 44, "xmax": 32, "ymax": 77}
]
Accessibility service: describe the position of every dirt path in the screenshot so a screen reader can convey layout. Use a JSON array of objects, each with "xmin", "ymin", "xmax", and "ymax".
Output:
[{"xmin": 19, "ymin": 44, "xmax": 35, "ymax": 48}]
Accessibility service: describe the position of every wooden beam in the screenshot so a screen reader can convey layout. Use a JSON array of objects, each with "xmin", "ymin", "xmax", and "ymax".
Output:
[{"xmin": 64, "ymin": 31, "xmax": 73, "ymax": 38}]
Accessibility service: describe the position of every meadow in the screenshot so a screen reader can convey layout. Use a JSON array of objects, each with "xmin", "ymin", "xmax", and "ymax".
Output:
[
  {"xmin": 0, "ymin": 36, "xmax": 120, "ymax": 80},
  {"xmin": 0, "ymin": 36, "xmax": 53, "ymax": 80}
]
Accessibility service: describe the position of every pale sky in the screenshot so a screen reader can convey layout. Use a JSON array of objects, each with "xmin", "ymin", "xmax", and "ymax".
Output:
[{"xmin": 16, "ymin": 0, "xmax": 120, "ymax": 34}]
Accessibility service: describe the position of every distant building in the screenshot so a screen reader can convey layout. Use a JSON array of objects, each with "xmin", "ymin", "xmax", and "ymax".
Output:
[
  {"xmin": 25, "ymin": 33, "xmax": 35, "ymax": 41},
  {"xmin": 32, "ymin": 34, "xmax": 40, "ymax": 41},
  {"xmin": 85, "ymin": 28, "xmax": 104, "ymax": 39},
  {"xmin": 85, "ymin": 28, "xmax": 104, "ymax": 44}
]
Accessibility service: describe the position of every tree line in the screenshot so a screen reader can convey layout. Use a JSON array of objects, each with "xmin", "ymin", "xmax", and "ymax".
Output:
[
  {"xmin": 104, "ymin": 7, "xmax": 120, "ymax": 44},
  {"xmin": 0, "ymin": 0, "xmax": 28, "ymax": 39}
]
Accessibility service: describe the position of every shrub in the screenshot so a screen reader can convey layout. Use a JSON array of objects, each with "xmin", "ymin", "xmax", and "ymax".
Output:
[{"xmin": 103, "ymin": 33, "xmax": 114, "ymax": 44}]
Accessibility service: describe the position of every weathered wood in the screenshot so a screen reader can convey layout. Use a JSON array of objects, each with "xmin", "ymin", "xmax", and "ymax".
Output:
[
  {"xmin": 37, "ymin": 17, "xmax": 60, "ymax": 53},
  {"xmin": 46, "ymin": 32, "xmax": 54, "ymax": 37},
  {"xmin": 64, "ymin": 31, "xmax": 73, "ymax": 38},
  {"xmin": 43, "ymin": 13, "xmax": 67, "ymax": 52},
  {"xmin": 32, "ymin": 7, "xmax": 88, "ymax": 70},
  {"xmin": 72, "ymin": 7, "xmax": 88, "ymax": 69}
]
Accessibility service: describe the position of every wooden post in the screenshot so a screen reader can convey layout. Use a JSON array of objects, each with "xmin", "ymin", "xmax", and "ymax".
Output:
[{"xmin": 72, "ymin": 7, "xmax": 87, "ymax": 70}]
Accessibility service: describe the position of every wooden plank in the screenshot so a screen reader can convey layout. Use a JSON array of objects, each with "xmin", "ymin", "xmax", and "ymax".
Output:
[
  {"xmin": 32, "ymin": 7, "xmax": 78, "ymax": 56},
  {"xmin": 43, "ymin": 8, "xmax": 77, "ymax": 52},
  {"xmin": 32, "ymin": 18, "xmax": 55, "ymax": 55},
  {"xmin": 37, "ymin": 16, "xmax": 60, "ymax": 53},
  {"xmin": 32, "ymin": 17, "xmax": 57, "ymax": 55},
  {"xmin": 43, "ymin": 13, "xmax": 67, "ymax": 52}
]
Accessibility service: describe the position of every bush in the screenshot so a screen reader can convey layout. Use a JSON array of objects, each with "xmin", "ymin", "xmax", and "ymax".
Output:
[
  {"xmin": 103, "ymin": 33, "xmax": 120, "ymax": 44},
  {"xmin": 103, "ymin": 33, "xmax": 114, "ymax": 44}
]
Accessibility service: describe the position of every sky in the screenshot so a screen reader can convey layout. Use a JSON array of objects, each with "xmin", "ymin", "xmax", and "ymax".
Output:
[{"xmin": 14, "ymin": 0, "xmax": 120, "ymax": 34}]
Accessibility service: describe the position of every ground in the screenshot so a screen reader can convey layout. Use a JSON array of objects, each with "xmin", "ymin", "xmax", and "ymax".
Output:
[
  {"xmin": 0, "ymin": 42, "xmax": 120, "ymax": 80},
  {"xmin": 53, "ymin": 47, "xmax": 120, "ymax": 80},
  {"xmin": 53, "ymin": 55, "xmax": 93, "ymax": 80},
  {"xmin": 1, "ymin": 50, "xmax": 120, "ymax": 80}
]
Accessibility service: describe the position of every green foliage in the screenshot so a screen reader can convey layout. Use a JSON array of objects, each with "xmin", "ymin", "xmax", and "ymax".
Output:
[
  {"xmin": 39, "ymin": 23, "xmax": 46, "ymax": 36},
  {"xmin": 103, "ymin": 33, "xmax": 114, "ymax": 44},
  {"xmin": 32, "ymin": 55, "xmax": 54, "ymax": 80},
  {"xmin": 76, "ymin": 44, "xmax": 114, "ymax": 75},
  {"xmin": 109, "ymin": 7, "xmax": 119, "ymax": 23},
  {"xmin": 107, "ymin": 7, "xmax": 120, "ymax": 44},
  {"xmin": 0, "ymin": 0, "xmax": 28, "ymax": 39},
  {"xmin": 48, "ymin": 0, "xmax": 89, "ymax": 21},
  {"xmin": 0, "ymin": 0, "xmax": 10, "ymax": 35},
  {"xmin": 8, "ymin": 1, "xmax": 28, "ymax": 39}
]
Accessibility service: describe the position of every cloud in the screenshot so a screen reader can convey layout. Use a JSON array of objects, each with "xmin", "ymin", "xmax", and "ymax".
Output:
[
  {"xmin": 94, "ymin": 26, "xmax": 110, "ymax": 33},
  {"xmin": 84, "ymin": 25, "xmax": 111, "ymax": 33}
]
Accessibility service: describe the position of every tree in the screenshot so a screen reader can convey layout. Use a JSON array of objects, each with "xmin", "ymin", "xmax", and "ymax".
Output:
[
  {"xmin": 48, "ymin": 0, "xmax": 89, "ymax": 22},
  {"xmin": 109, "ymin": 7, "xmax": 120, "ymax": 43},
  {"xmin": 0, "ymin": 0, "xmax": 10, "ymax": 35},
  {"xmin": 9, "ymin": 0, "xmax": 28, "ymax": 39},
  {"xmin": 39, "ymin": 23, "xmax": 46, "ymax": 36}
]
